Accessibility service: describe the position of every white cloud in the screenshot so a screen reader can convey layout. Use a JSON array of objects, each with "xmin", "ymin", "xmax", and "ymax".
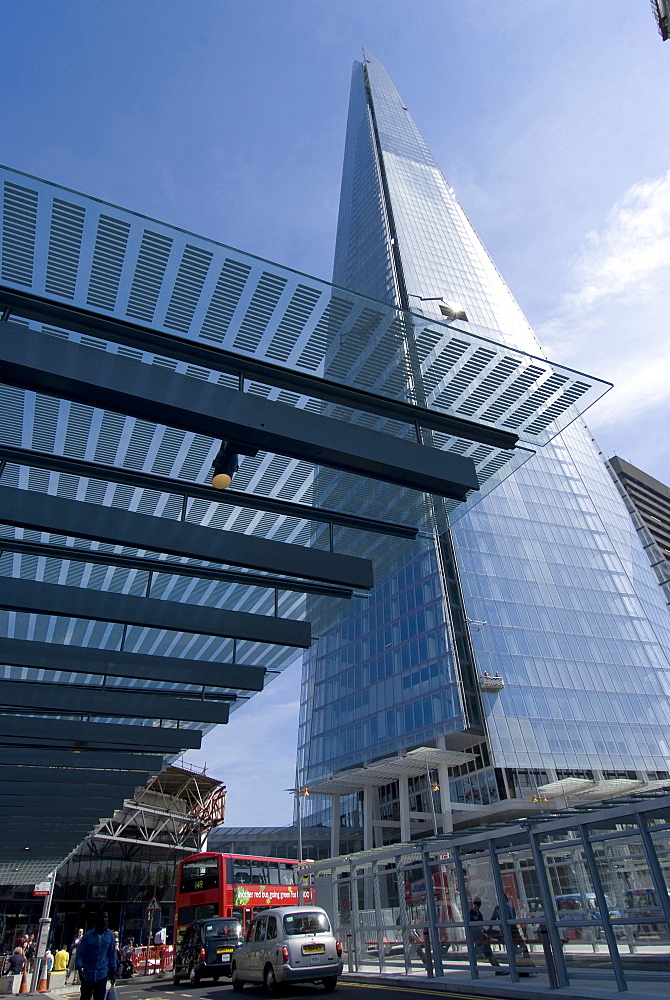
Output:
[
  {"xmin": 565, "ymin": 170, "xmax": 670, "ymax": 312},
  {"xmin": 537, "ymin": 170, "xmax": 670, "ymax": 484}
]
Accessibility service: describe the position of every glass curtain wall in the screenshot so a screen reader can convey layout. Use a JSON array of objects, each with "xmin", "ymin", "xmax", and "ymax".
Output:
[{"xmin": 298, "ymin": 52, "xmax": 670, "ymax": 834}]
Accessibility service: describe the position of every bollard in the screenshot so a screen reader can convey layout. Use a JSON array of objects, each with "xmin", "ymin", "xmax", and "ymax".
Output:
[
  {"xmin": 423, "ymin": 928, "xmax": 433, "ymax": 978},
  {"xmin": 539, "ymin": 924, "xmax": 558, "ymax": 990},
  {"xmin": 346, "ymin": 932, "xmax": 353, "ymax": 973},
  {"xmin": 36, "ymin": 958, "xmax": 48, "ymax": 993}
]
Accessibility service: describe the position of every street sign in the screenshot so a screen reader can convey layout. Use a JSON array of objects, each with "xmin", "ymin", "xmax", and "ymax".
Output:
[
  {"xmin": 146, "ymin": 896, "xmax": 161, "ymax": 912},
  {"xmin": 33, "ymin": 876, "xmax": 53, "ymax": 897}
]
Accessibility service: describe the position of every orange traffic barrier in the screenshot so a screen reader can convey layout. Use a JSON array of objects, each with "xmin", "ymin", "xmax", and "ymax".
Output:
[{"xmin": 130, "ymin": 946, "xmax": 172, "ymax": 975}]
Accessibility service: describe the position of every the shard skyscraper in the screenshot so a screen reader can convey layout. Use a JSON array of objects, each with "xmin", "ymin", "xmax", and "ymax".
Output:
[{"xmin": 298, "ymin": 52, "xmax": 670, "ymax": 845}]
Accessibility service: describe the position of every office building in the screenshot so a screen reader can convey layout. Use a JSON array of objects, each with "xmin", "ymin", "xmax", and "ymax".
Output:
[
  {"xmin": 298, "ymin": 53, "xmax": 670, "ymax": 848},
  {"xmin": 607, "ymin": 456, "xmax": 670, "ymax": 606}
]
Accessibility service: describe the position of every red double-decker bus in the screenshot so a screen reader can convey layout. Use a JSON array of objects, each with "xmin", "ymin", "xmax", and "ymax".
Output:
[{"xmin": 175, "ymin": 852, "xmax": 312, "ymax": 942}]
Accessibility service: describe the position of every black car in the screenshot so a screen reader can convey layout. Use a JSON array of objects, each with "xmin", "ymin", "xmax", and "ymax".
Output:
[{"xmin": 173, "ymin": 918, "xmax": 244, "ymax": 986}]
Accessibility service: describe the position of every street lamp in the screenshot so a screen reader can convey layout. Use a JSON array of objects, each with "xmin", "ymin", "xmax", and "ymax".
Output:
[
  {"xmin": 425, "ymin": 757, "xmax": 439, "ymax": 836},
  {"xmin": 286, "ymin": 768, "xmax": 310, "ymax": 903},
  {"xmin": 210, "ymin": 441, "xmax": 239, "ymax": 490}
]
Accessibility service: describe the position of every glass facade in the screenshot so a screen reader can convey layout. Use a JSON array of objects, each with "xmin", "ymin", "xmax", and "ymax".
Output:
[
  {"xmin": 0, "ymin": 843, "xmax": 178, "ymax": 952},
  {"xmin": 298, "ymin": 52, "xmax": 670, "ymax": 834},
  {"xmin": 306, "ymin": 793, "xmax": 670, "ymax": 992}
]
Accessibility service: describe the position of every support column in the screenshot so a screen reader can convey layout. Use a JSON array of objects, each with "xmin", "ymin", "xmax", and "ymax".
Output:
[
  {"xmin": 330, "ymin": 794, "xmax": 340, "ymax": 858},
  {"xmin": 398, "ymin": 774, "xmax": 411, "ymax": 843},
  {"xmin": 363, "ymin": 785, "xmax": 374, "ymax": 851}
]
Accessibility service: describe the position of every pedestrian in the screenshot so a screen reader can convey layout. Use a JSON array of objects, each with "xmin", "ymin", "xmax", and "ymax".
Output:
[
  {"xmin": 24, "ymin": 937, "xmax": 35, "ymax": 974},
  {"xmin": 66, "ymin": 929, "xmax": 84, "ymax": 985},
  {"xmin": 489, "ymin": 895, "xmax": 536, "ymax": 973},
  {"xmin": 43, "ymin": 952, "xmax": 54, "ymax": 988},
  {"xmin": 408, "ymin": 918, "xmax": 427, "ymax": 968},
  {"xmin": 468, "ymin": 898, "xmax": 503, "ymax": 971},
  {"xmin": 6, "ymin": 948, "xmax": 24, "ymax": 994},
  {"xmin": 75, "ymin": 912, "xmax": 117, "ymax": 1000},
  {"xmin": 53, "ymin": 946, "xmax": 69, "ymax": 973},
  {"xmin": 112, "ymin": 932, "xmax": 120, "ymax": 978}
]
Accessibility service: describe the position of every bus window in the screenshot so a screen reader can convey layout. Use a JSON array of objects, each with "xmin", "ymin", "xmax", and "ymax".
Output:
[
  {"xmin": 268, "ymin": 863, "xmax": 281, "ymax": 885},
  {"xmin": 232, "ymin": 859, "xmax": 252, "ymax": 884},
  {"xmin": 251, "ymin": 860, "xmax": 269, "ymax": 884},
  {"xmin": 279, "ymin": 863, "xmax": 295, "ymax": 885}
]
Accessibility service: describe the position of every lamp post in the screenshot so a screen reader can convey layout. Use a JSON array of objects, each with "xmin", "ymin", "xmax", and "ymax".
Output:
[
  {"xmin": 286, "ymin": 766, "xmax": 310, "ymax": 902},
  {"xmin": 425, "ymin": 757, "xmax": 439, "ymax": 836}
]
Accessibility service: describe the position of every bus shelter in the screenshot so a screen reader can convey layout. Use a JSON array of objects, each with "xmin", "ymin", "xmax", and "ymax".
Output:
[{"xmin": 307, "ymin": 790, "xmax": 670, "ymax": 993}]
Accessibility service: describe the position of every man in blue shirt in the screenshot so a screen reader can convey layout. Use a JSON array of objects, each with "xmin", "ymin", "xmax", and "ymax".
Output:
[{"xmin": 75, "ymin": 912, "xmax": 116, "ymax": 1000}]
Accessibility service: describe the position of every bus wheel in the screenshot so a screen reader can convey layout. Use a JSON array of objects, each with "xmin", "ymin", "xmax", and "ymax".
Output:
[
  {"xmin": 231, "ymin": 966, "xmax": 245, "ymax": 992},
  {"xmin": 322, "ymin": 978, "xmax": 337, "ymax": 992},
  {"xmin": 264, "ymin": 964, "xmax": 279, "ymax": 996}
]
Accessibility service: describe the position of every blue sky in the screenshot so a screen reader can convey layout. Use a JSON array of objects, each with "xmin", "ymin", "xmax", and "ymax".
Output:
[{"xmin": 4, "ymin": 1, "xmax": 670, "ymax": 826}]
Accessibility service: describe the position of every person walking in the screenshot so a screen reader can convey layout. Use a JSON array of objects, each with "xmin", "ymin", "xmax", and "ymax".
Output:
[
  {"xmin": 75, "ymin": 912, "xmax": 116, "ymax": 1000},
  {"xmin": 489, "ymin": 894, "xmax": 536, "ymax": 974},
  {"xmin": 468, "ymin": 898, "xmax": 503, "ymax": 971},
  {"xmin": 66, "ymin": 929, "xmax": 84, "ymax": 985}
]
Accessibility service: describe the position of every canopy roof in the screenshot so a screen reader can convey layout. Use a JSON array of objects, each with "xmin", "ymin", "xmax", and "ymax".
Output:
[{"xmin": 0, "ymin": 165, "xmax": 610, "ymax": 876}]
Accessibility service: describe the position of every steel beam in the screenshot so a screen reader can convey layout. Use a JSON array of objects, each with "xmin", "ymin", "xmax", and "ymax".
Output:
[
  {"xmin": 0, "ymin": 484, "xmax": 371, "ymax": 590},
  {"xmin": 0, "ymin": 747, "xmax": 164, "ymax": 770},
  {"xmin": 0, "ymin": 445, "xmax": 418, "ymax": 540},
  {"xmin": 0, "ymin": 290, "xmax": 518, "ymax": 450},
  {"xmin": 0, "ymin": 637, "xmax": 265, "ymax": 691},
  {"xmin": 0, "ymin": 715, "xmax": 202, "ymax": 751},
  {"xmin": 0, "ymin": 536, "xmax": 354, "ymax": 600},
  {"xmin": 2, "ymin": 837, "xmax": 95, "ymax": 849},
  {"xmin": 0, "ymin": 576, "xmax": 311, "ymax": 647},
  {"xmin": 3, "ymin": 802, "xmax": 116, "ymax": 817},
  {"xmin": 0, "ymin": 764, "xmax": 149, "ymax": 785},
  {"xmin": 0, "ymin": 785, "xmax": 132, "ymax": 801},
  {"xmin": 0, "ymin": 679, "xmax": 231, "ymax": 724},
  {"xmin": 0, "ymin": 321, "xmax": 479, "ymax": 500}
]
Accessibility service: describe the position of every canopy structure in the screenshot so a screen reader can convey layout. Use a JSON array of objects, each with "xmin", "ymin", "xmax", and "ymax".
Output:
[{"xmin": 0, "ymin": 165, "xmax": 609, "ymax": 876}]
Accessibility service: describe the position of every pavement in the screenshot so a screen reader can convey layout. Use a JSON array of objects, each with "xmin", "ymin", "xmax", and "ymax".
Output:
[{"xmin": 39, "ymin": 966, "xmax": 670, "ymax": 1000}]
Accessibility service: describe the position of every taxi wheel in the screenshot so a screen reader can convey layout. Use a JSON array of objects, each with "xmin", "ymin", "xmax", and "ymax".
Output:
[
  {"xmin": 189, "ymin": 965, "xmax": 201, "ymax": 987},
  {"xmin": 322, "ymin": 978, "xmax": 337, "ymax": 992},
  {"xmin": 263, "ymin": 964, "xmax": 279, "ymax": 996},
  {"xmin": 231, "ymin": 965, "xmax": 245, "ymax": 992},
  {"xmin": 173, "ymin": 972, "xmax": 181, "ymax": 986}
]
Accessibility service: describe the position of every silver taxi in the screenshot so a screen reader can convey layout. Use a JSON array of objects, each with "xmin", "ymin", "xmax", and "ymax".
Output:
[{"xmin": 231, "ymin": 906, "xmax": 343, "ymax": 993}]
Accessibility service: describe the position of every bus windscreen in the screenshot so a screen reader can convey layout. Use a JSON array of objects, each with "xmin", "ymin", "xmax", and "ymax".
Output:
[{"xmin": 180, "ymin": 857, "xmax": 219, "ymax": 893}]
